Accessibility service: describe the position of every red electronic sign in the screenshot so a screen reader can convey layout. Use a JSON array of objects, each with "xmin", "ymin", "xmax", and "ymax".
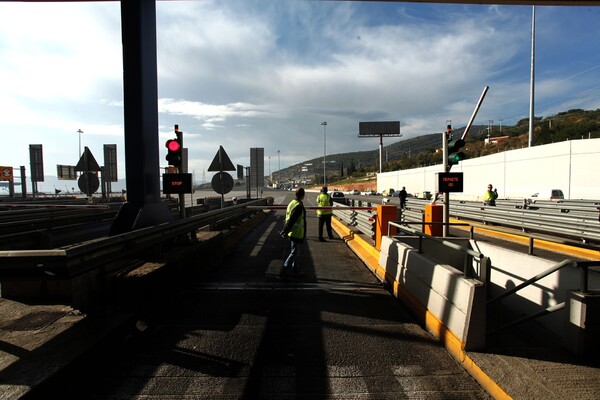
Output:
[
  {"xmin": 436, "ymin": 172, "xmax": 464, "ymax": 193},
  {"xmin": 162, "ymin": 173, "xmax": 192, "ymax": 194}
]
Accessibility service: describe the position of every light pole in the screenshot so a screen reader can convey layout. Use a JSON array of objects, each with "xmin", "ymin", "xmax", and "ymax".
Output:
[
  {"xmin": 529, "ymin": 5, "xmax": 536, "ymax": 147},
  {"xmin": 77, "ymin": 129, "xmax": 83, "ymax": 157},
  {"xmin": 321, "ymin": 122, "xmax": 327, "ymax": 185},
  {"xmin": 277, "ymin": 150, "xmax": 280, "ymax": 186}
]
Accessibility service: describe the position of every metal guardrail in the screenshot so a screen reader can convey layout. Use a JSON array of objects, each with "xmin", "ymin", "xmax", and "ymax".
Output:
[
  {"xmin": 0, "ymin": 198, "xmax": 270, "ymax": 279},
  {"xmin": 386, "ymin": 220, "xmax": 490, "ymax": 280},
  {"xmin": 0, "ymin": 209, "xmax": 118, "ymax": 235},
  {"xmin": 384, "ymin": 210, "xmax": 600, "ymax": 338},
  {"xmin": 400, "ymin": 198, "xmax": 600, "ymax": 244},
  {"xmin": 0, "ymin": 200, "xmax": 183, "ymax": 250},
  {"xmin": 487, "ymin": 259, "xmax": 600, "ymax": 335},
  {"xmin": 332, "ymin": 200, "xmax": 377, "ymax": 238}
]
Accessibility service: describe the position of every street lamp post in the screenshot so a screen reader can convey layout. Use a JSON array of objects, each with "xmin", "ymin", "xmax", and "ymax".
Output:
[
  {"xmin": 277, "ymin": 150, "xmax": 280, "ymax": 185},
  {"xmin": 321, "ymin": 122, "xmax": 327, "ymax": 185},
  {"xmin": 77, "ymin": 129, "xmax": 83, "ymax": 157}
]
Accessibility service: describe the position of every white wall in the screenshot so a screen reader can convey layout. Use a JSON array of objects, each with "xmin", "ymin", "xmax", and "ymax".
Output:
[{"xmin": 378, "ymin": 138, "xmax": 600, "ymax": 201}]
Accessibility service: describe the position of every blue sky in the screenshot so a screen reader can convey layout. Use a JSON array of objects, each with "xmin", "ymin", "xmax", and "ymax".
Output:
[{"xmin": 1, "ymin": 1, "xmax": 599, "ymax": 191}]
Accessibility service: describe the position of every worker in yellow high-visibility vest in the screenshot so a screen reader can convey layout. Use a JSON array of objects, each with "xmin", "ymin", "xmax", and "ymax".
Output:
[
  {"xmin": 279, "ymin": 187, "xmax": 306, "ymax": 280},
  {"xmin": 316, "ymin": 186, "xmax": 334, "ymax": 242}
]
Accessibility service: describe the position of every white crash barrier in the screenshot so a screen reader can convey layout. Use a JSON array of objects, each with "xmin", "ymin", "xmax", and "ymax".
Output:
[{"xmin": 379, "ymin": 235, "xmax": 486, "ymax": 350}]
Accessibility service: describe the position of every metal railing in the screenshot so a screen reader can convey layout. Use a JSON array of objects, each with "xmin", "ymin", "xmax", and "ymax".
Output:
[
  {"xmin": 0, "ymin": 198, "xmax": 270, "ymax": 280},
  {"xmin": 487, "ymin": 259, "xmax": 600, "ymax": 335},
  {"xmin": 386, "ymin": 220, "xmax": 490, "ymax": 280},
  {"xmin": 332, "ymin": 200, "xmax": 377, "ymax": 238},
  {"xmin": 400, "ymin": 198, "xmax": 600, "ymax": 244},
  {"xmin": 383, "ymin": 213, "xmax": 600, "ymax": 339},
  {"xmin": 382, "ymin": 217, "xmax": 600, "ymax": 347}
]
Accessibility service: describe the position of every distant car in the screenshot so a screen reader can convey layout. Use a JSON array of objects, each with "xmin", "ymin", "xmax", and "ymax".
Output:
[
  {"xmin": 366, "ymin": 190, "xmax": 377, "ymax": 196},
  {"xmin": 348, "ymin": 189, "xmax": 360, "ymax": 195},
  {"xmin": 527, "ymin": 189, "xmax": 565, "ymax": 204},
  {"xmin": 382, "ymin": 188, "xmax": 395, "ymax": 197},
  {"xmin": 331, "ymin": 191, "xmax": 345, "ymax": 199}
]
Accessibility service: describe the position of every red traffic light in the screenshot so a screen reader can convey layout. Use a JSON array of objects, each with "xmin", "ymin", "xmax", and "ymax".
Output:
[
  {"xmin": 165, "ymin": 138, "xmax": 182, "ymax": 168},
  {"xmin": 166, "ymin": 139, "xmax": 181, "ymax": 152}
]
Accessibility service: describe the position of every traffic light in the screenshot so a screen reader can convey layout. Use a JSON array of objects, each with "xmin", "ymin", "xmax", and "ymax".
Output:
[
  {"xmin": 165, "ymin": 137, "xmax": 182, "ymax": 168},
  {"xmin": 447, "ymin": 138, "xmax": 466, "ymax": 167}
]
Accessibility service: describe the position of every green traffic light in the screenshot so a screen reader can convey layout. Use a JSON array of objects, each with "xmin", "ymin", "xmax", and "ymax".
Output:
[
  {"xmin": 447, "ymin": 138, "xmax": 466, "ymax": 166},
  {"xmin": 448, "ymin": 152, "xmax": 466, "ymax": 165}
]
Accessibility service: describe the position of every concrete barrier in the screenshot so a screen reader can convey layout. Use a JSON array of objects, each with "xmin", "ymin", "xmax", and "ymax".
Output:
[{"xmin": 379, "ymin": 235, "xmax": 486, "ymax": 350}]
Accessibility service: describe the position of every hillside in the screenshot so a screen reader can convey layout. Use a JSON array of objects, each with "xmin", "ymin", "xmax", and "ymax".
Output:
[
  {"xmin": 272, "ymin": 132, "xmax": 445, "ymax": 184},
  {"xmin": 272, "ymin": 108, "xmax": 600, "ymax": 185}
]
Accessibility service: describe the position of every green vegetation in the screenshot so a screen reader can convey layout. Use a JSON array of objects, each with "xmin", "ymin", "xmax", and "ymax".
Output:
[{"xmin": 272, "ymin": 108, "xmax": 600, "ymax": 185}]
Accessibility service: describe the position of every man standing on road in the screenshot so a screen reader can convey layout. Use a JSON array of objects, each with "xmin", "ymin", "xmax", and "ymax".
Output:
[
  {"xmin": 398, "ymin": 186, "xmax": 407, "ymax": 209},
  {"xmin": 316, "ymin": 186, "xmax": 334, "ymax": 242},
  {"xmin": 279, "ymin": 187, "xmax": 306, "ymax": 280}
]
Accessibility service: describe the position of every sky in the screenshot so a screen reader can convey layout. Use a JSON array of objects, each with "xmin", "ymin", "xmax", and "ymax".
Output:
[{"xmin": 1, "ymin": 1, "xmax": 599, "ymax": 192}]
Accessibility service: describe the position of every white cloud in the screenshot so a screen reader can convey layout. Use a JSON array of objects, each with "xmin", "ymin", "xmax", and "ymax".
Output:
[{"xmin": 1, "ymin": 1, "xmax": 599, "ymax": 190}]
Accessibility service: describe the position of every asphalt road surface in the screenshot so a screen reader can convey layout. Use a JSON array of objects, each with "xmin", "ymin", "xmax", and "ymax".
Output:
[{"xmin": 31, "ymin": 190, "xmax": 490, "ymax": 399}]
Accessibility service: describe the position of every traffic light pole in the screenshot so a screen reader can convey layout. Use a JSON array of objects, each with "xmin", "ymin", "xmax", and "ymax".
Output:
[
  {"xmin": 443, "ymin": 126, "xmax": 451, "ymax": 237},
  {"xmin": 442, "ymin": 86, "xmax": 489, "ymax": 237},
  {"xmin": 175, "ymin": 126, "xmax": 186, "ymax": 219}
]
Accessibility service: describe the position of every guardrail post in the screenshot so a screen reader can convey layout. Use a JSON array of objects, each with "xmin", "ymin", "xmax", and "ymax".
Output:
[
  {"xmin": 529, "ymin": 237, "xmax": 534, "ymax": 255},
  {"xmin": 480, "ymin": 256, "xmax": 491, "ymax": 286},
  {"xmin": 463, "ymin": 253, "xmax": 472, "ymax": 278},
  {"xmin": 580, "ymin": 264, "xmax": 589, "ymax": 294}
]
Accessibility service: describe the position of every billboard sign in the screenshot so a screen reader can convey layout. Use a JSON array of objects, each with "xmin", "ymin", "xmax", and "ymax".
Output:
[{"xmin": 358, "ymin": 121, "xmax": 401, "ymax": 137}]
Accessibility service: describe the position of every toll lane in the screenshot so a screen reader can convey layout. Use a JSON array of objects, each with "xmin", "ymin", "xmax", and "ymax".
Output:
[{"xmin": 33, "ymin": 191, "xmax": 489, "ymax": 399}]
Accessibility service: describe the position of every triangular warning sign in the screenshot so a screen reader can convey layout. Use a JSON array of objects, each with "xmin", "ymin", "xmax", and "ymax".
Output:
[
  {"xmin": 75, "ymin": 147, "xmax": 101, "ymax": 172},
  {"xmin": 208, "ymin": 145, "xmax": 236, "ymax": 172}
]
